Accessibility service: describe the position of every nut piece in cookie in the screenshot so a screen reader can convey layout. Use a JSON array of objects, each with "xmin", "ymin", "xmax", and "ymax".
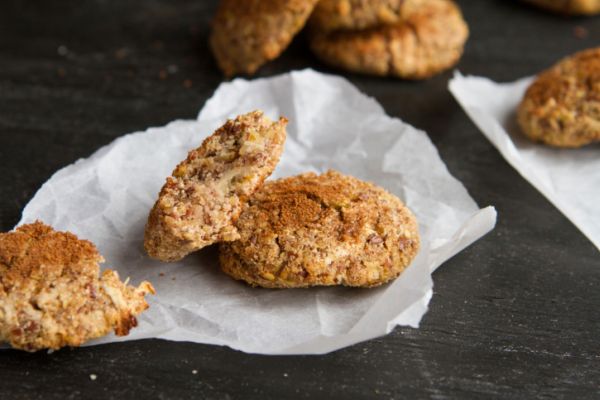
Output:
[
  {"xmin": 517, "ymin": 47, "xmax": 600, "ymax": 148},
  {"xmin": 0, "ymin": 222, "xmax": 154, "ymax": 352},
  {"xmin": 522, "ymin": 0, "xmax": 600, "ymax": 15},
  {"xmin": 309, "ymin": 0, "xmax": 469, "ymax": 79},
  {"xmin": 310, "ymin": 0, "xmax": 405, "ymax": 33},
  {"xmin": 219, "ymin": 170, "xmax": 420, "ymax": 288},
  {"xmin": 144, "ymin": 110, "xmax": 287, "ymax": 262},
  {"xmin": 210, "ymin": 0, "xmax": 320, "ymax": 77}
]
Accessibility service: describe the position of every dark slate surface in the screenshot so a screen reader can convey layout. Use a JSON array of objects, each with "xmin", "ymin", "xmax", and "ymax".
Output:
[{"xmin": 0, "ymin": 0, "xmax": 599, "ymax": 398}]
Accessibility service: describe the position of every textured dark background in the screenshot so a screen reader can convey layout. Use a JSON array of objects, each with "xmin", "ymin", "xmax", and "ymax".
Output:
[{"xmin": 1, "ymin": 0, "xmax": 599, "ymax": 399}]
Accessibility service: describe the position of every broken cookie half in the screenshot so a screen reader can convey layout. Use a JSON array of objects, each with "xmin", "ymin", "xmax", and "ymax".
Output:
[
  {"xmin": 0, "ymin": 222, "xmax": 154, "ymax": 352},
  {"xmin": 144, "ymin": 110, "xmax": 288, "ymax": 262}
]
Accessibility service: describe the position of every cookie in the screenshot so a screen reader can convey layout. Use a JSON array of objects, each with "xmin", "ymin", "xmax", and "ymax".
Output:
[
  {"xmin": 517, "ymin": 47, "xmax": 600, "ymax": 148},
  {"xmin": 0, "ymin": 222, "xmax": 154, "ymax": 352},
  {"xmin": 144, "ymin": 111, "xmax": 287, "ymax": 262},
  {"xmin": 309, "ymin": 0, "xmax": 469, "ymax": 79},
  {"xmin": 219, "ymin": 170, "xmax": 420, "ymax": 288},
  {"xmin": 310, "ymin": 0, "xmax": 405, "ymax": 33},
  {"xmin": 210, "ymin": 0, "xmax": 319, "ymax": 77},
  {"xmin": 523, "ymin": 0, "xmax": 600, "ymax": 15}
]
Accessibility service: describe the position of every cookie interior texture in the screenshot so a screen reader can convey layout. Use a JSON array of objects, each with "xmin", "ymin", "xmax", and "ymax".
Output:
[
  {"xmin": 219, "ymin": 170, "xmax": 420, "ymax": 288},
  {"xmin": 309, "ymin": 0, "xmax": 469, "ymax": 79},
  {"xmin": 518, "ymin": 47, "xmax": 600, "ymax": 148},
  {"xmin": 522, "ymin": 0, "xmax": 600, "ymax": 15},
  {"xmin": 310, "ymin": 0, "xmax": 405, "ymax": 33},
  {"xmin": 0, "ymin": 222, "xmax": 154, "ymax": 352},
  {"xmin": 144, "ymin": 111, "xmax": 287, "ymax": 262},
  {"xmin": 210, "ymin": 0, "xmax": 319, "ymax": 76}
]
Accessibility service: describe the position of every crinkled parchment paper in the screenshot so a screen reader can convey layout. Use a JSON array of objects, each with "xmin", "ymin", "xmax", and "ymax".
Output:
[
  {"xmin": 17, "ymin": 69, "xmax": 496, "ymax": 354},
  {"xmin": 450, "ymin": 72, "xmax": 600, "ymax": 252}
]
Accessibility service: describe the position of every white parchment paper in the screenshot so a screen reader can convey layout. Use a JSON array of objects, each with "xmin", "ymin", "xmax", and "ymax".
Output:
[
  {"xmin": 449, "ymin": 72, "xmax": 600, "ymax": 252},
  {"xmin": 18, "ymin": 69, "xmax": 496, "ymax": 354}
]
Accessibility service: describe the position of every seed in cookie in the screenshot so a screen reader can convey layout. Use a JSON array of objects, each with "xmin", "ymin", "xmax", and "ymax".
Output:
[
  {"xmin": 144, "ymin": 110, "xmax": 287, "ymax": 262},
  {"xmin": 517, "ymin": 47, "xmax": 600, "ymax": 148},
  {"xmin": 219, "ymin": 170, "xmax": 420, "ymax": 288},
  {"xmin": 0, "ymin": 222, "xmax": 154, "ymax": 352}
]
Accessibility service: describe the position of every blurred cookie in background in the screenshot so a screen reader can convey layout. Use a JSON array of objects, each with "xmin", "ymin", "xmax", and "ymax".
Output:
[
  {"xmin": 309, "ymin": 0, "xmax": 468, "ymax": 79},
  {"xmin": 210, "ymin": 0, "xmax": 319, "ymax": 76},
  {"xmin": 517, "ymin": 47, "xmax": 600, "ymax": 148},
  {"xmin": 309, "ymin": 0, "xmax": 405, "ymax": 32},
  {"xmin": 522, "ymin": 0, "xmax": 600, "ymax": 15}
]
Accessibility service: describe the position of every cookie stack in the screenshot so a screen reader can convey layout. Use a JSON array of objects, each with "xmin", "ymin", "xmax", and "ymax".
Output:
[
  {"xmin": 308, "ymin": 0, "xmax": 469, "ymax": 79},
  {"xmin": 144, "ymin": 111, "xmax": 420, "ymax": 288},
  {"xmin": 210, "ymin": 0, "xmax": 469, "ymax": 79}
]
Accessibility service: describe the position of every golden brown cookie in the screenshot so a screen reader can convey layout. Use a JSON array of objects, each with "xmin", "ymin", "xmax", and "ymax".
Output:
[
  {"xmin": 210, "ymin": 0, "xmax": 320, "ymax": 77},
  {"xmin": 309, "ymin": 0, "xmax": 469, "ymax": 79},
  {"xmin": 310, "ymin": 0, "xmax": 405, "ymax": 33},
  {"xmin": 517, "ymin": 47, "xmax": 600, "ymax": 148},
  {"xmin": 144, "ymin": 111, "xmax": 287, "ymax": 262},
  {"xmin": 0, "ymin": 222, "xmax": 154, "ymax": 352},
  {"xmin": 522, "ymin": 0, "xmax": 600, "ymax": 15},
  {"xmin": 219, "ymin": 170, "xmax": 420, "ymax": 288}
]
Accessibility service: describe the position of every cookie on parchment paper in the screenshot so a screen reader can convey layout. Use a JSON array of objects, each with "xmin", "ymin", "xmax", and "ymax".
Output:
[
  {"xmin": 517, "ymin": 47, "xmax": 600, "ymax": 148},
  {"xmin": 210, "ymin": 0, "xmax": 319, "ymax": 76},
  {"xmin": 219, "ymin": 170, "xmax": 420, "ymax": 289},
  {"xmin": 0, "ymin": 222, "xmax": 154, "ymax": 352},
  {"xmin": 309, "ymin": 0, "xmax": 469, "ymax": 79},
  {"xmin": 144, "ymin": 111, "xmax": 287, "ymax": 262}
]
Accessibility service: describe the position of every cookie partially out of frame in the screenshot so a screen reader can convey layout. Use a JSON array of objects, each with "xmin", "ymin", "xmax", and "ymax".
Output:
[
  {"xmin": 219, "ymin": 170, "xmax": 420, "ymax": 288},
  {"xmin": 523, "ymin": 0, "xmax": 600, "ymax": 15},
  {"xmin": 309, "ymin": 0, "xmax": 469, "ymax": 79},
  {"xmin": 210, "ymin": 0, "xmax": 319, "ymax": 77},
  {"xmin": 310, "ymin": 0, "xmax": 405, "ymax": 33},
  {"xmin": 517, "ymin": 47, "xmax": 600, "ymax": 148},
  {"xmin": 144, "ymin": 111, "xmax": 287, "ymax": 262},
  {"xmin": 0, "ymin": 222, "xmax": 154, "ymax": 352}
]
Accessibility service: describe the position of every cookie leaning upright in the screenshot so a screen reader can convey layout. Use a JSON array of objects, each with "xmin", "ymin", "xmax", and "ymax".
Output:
[
  {"xmin": 209, "ymin": 0, "xmax": 319, "ymax": 77},
  {"xmin": 219, "ymin": 170, "xmax": 420, "ymax": 288},
  {"xmin": 517, "ymin": 47, "xmax": 600, "ymax": 148},
  {"xmin": 0, "ymin": 222, "xmax": 154, "ymax": 352},
  {"xmin": 144, "ymin": 111, "xmax": 287, "ymax": 262},
  {"xmin": 308, "ymin": 0, "xmax": 469, "ymax": 79}
]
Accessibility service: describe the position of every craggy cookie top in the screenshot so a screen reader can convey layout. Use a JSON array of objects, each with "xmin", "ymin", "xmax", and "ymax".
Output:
[
  {"xmin": 518, "ymin": 47, "xmax": 600, "ymax": 147},
  {"xmin": 144, "ymin": 111, "xmax": 287, "ymax": 262},
  {"xmin": 310, "ymin": 0, "xmax": 405, "ymax": 33},
  {"xmin": 309, "ymin": 0, "xmax": 469, "ymax": 79},
  {"xmin": 219, "ymin": 170, "xmax": 420, "ymax": 288},
  {"xmin": 210, "ymin": 0, "xmax": 319, "ymax": 76},
  {"xmin": 523, "ymin": 0, "xmax": 600, "ymax": 15},
  {"xmin": 0, "ymin": 222, "xmax": 154, "ymax": 351}
]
